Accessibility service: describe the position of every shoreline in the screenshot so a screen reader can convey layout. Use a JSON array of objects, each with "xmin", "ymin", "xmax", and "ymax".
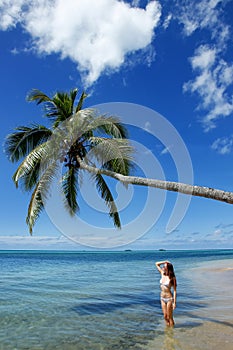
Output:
[{"xmin": 143, "ymin": 257, "xmax": 233, "ymax": 350}]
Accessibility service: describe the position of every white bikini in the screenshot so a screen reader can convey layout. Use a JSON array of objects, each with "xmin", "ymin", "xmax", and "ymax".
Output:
[{"xmin": 160, "ymin": 278, "xmax": 173, "ymax": 304}]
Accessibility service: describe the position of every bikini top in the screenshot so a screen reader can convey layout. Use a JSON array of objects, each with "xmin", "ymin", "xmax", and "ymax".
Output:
[{"xmin": 160, "ymin": 277, "xmax": 171, "ymax": 290}]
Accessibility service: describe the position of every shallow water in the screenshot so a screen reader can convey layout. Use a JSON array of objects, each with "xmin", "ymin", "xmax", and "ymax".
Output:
[
  {"xmin": 0, "ymin": 249, "xmax": 232, "ymax": 349},
  {"xmin": 142, "ymin": 257, "xmax": 233, "ymax": 350}
]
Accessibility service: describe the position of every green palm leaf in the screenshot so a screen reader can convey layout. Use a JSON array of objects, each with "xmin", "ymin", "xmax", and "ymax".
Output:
[
  {"xmin": 26, "ymin": 161, "xmax": 58, "ymax": 234},
  {"xmin": 88, "ymin": 137, "xmax": 134, "ymax": 175},
  {"xmin": 75, "ymin": 91, "xmax": 88, "ymax": 113},
  {"xmin": 5, "ymin": 125, "xmax": 52, "ymax": 162},
  {"xmin": 94, "ymin": 173, "xmax": 121, "ymax": 228},
  {"xmin": 97, "ymin": 117, "xmax": 129, "ymax": 139},
  {"xmin": 13, "ymin": 143, "xmax": 47, "ymax": 190},
  {"xmin": 79, "ymin": 113, "xmax": 128, "ymax": 139},
  {"xmin": 61, "ymin": 167, "xmax": 80, "ymax": 215},
  {"xmin": 26, "ymin": 181, "xmax": 43, "ymax": 235},
  {"xmin": 27, "ymin": 88, "xmax": 87, "ymax": 128},
  {"xmin": 27, "ymin": 89, "xmax": 51, "ymax": 105},
  {"xmin": 27, "ymin": 89, "xmax": 70, "ymax": 124}
]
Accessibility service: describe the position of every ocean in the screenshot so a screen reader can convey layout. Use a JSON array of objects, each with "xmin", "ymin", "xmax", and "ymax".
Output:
[{"xmin": 0, "ymin": 249, "xmax": 232, "ymax": 349}]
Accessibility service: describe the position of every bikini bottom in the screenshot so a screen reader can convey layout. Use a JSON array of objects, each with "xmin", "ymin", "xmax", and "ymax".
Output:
[{"xmin": 161, "ymin": 297, "xmax": 173, "ymax": 304}]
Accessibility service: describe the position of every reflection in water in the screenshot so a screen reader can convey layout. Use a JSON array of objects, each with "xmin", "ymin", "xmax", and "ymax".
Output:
[{"xmin": 162, "ymin": 327, "xmax": 180, "ymax": 350}]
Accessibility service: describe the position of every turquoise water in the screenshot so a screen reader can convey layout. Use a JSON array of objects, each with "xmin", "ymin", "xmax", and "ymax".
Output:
[{"xmin": 0, "ymin": 249, "xmax": 232, "ymax": 349}]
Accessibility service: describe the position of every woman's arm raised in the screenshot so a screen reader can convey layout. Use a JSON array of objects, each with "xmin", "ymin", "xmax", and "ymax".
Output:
[{"xmin": 155, "ymin": 260, "xmax": 169, "ymax": 273}]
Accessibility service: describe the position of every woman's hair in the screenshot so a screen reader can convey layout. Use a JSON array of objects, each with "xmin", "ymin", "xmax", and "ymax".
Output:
[{"xmin": 165, "ymin": 262, "xmax": 176, "ymax": 286}]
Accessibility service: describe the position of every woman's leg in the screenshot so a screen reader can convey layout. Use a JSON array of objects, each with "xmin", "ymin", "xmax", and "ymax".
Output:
[
  {"xmin": 161, "ymin": 300, "xmax": 169, "ymax": 326},
  {"xmin": 167, "ymin": 300, "xmax": 174, "ymax": 326}
]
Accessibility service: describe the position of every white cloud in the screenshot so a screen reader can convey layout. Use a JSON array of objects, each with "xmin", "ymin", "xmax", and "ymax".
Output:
[
  {"xmin": 183, "ymin": 45, "xmax": 233, "ymax": 131},
  {"xmin": 0, "ymin": 0, "xmax": 27, "ymax": 30},
  {"xmin": 0, "ymin": 234, "xmax": 84, "ymax": 249},
  {"xmin": 163, "ymin": 13, "xmax": 172, "ymax": 29},
  {"xmin": 131, "ymin": 0, "xmax": 141, "ymax": 6},
  {"xmin": 214, "ymin": 229, "xmax": 222, "ymax": 235},
  {"xmin": 191, "ymin": 46, "xmax": 216, "ymax": 70},
  {"xmin": 10, "ymin": 47, "xmax": 20, "ymax": 55},
  {"xmin": 0, "ymin": 0, "xmax": 161, "ymax": 86},
  {"xmin": 174, "ymin": 0, "xmax": 230, "ymax": 45},
  {"xmin": 173, "ymin": 0, "xmax": 233, "ymax": 132},
  {"xmin": 211, "ymin": 135, "xmax": 233, "ymax": 154}
]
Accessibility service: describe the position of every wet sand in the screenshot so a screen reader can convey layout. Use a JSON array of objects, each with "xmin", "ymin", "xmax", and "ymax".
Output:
[{"xmin": 142, "ymin": 258, "xmax": 233, "ymax": 350}]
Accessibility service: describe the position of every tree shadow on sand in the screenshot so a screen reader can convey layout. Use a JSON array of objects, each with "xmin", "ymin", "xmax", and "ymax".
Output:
[
  {"xmin": 182, "ymin": 312, "xmax": 233, "ymax": 328},
  {"xmin": 70, "ymin": 290, "xmax": 206, "ymax": 317},
  {"xmin": 70, "ymin": 291, "xmax": 160, "ymax": 315}
]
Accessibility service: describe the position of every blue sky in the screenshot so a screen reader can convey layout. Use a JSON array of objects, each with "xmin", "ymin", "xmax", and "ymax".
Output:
[{"xmin": 0, "ymin": 0, "xmax": 233, "ymax": 250}]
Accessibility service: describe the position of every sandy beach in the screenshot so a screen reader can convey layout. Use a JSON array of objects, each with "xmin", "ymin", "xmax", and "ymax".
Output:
[{"xmin": 142, "ymin": 258, "xmax": 233, "ymax": 350}]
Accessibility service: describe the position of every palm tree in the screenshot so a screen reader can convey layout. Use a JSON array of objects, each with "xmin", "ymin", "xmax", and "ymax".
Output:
[
  {"xmin": 78, "ymin": 161, "xmax": 233, "ymax": 204},
  {"xmin": 5, "ymin": 88, "xmax": 134, "ymax": 233},
  {"xmin": 5, "ymin": 88, "xmax": 233, "ymax": 234}
]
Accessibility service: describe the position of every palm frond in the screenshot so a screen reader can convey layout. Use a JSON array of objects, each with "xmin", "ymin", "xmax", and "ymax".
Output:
[
  {"xmin": 62, "ymin": 110, "xmax": 94, "ymax": 148},
  {"xmin": 21, "ymin": 161, "xmax": 41, "ymax": 192},
  {"xmin": 13, "ymin": 143, "xmax": 47, "ymax": 189},
  {"xmin": 94, "ymin": 173, "xmax": 121, "ymax": 228},
  {"xmin": 75, "ymin": 91, "xmax": 88, "ymax": 113},
  {"xmin": 103, "ymin": 158, "xmax": 133, "ymax": 178},
  {"xmin": 27, "ymin": 89, "xmax": 72, "ymax": 125},
  {"xmin": 5, "ymin": 125, "xmax": 52, "ymax": 162},
  {"xmin": 53, "ymin": 93, "xmax": 71, "ymax": 117},
  {"xmin": 68, "ymin": 111, "xmax": 130, "ymax": 144},
  {"xmin": 75, "ymin": 113, "xmax": 129, "ymax": 139},
  {"xmin": 61, "ymin": 167, "xmax": 79, "ymax": 215},
  {"xmin": 26, "ymin": 161, "xmax": 58, "ymax": 234},
  {"xmin": 69, "ymin": 88, "xmax": 78, "ymax": 110},
  {"xmin": 97, "ymin": 116, "xmax": 129, "ymax": 139},
  {"xmin": 52, "ymin": 90, "xmax": 81, "ymax": 127},
  {"xmin": 71, "ymin": 109, "xmax": 95, "ymax": 128},
  {"xmin": 88, "ymin": 137, "xmax": 134, "ymax": 175},
  {"xmin": 26, "ymin": 181, "xmax": 43, "ymax": 235},
  {"xmin": 27, "ymin": 89, "xmax": 51, "ymax": 104}
]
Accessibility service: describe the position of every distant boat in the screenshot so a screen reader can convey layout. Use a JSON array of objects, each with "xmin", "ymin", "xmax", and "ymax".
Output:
[
  {"xmin": 124, "ymin": 249, "xmax": 132, "ymax": 252},
  {"xmin": 159, "ymin": 248, "xmax": 166, "ymax": 251}
]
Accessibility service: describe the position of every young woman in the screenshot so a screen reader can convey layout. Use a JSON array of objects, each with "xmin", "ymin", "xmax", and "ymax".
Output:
[{"xmin": 155, "ymin": 260, "xmax": 177, "ymax": 327}]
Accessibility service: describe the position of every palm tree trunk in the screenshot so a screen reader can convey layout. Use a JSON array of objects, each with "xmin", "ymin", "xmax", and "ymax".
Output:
[{"xmin": 79, "ymin": 160, "xmax": 233, "ymax": 205}]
